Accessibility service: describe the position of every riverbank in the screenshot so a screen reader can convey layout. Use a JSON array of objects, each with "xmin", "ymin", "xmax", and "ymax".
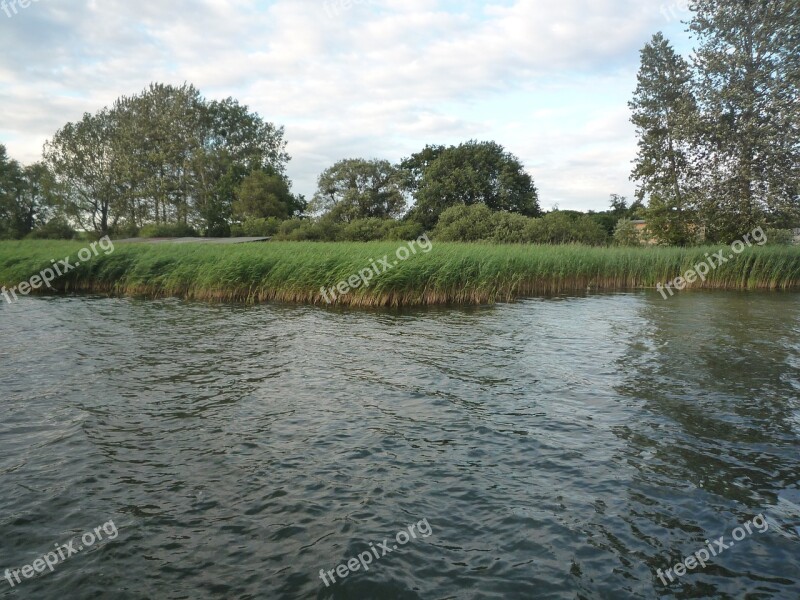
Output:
[{"xmin": 1, "ymin": 240, "xmax": 799, "ymax": 306}]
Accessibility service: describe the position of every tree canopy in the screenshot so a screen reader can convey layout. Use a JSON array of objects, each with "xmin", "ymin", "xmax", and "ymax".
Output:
[{"xmin": 406, "ymin": 140, "xmax": 541, "ymax": 229}]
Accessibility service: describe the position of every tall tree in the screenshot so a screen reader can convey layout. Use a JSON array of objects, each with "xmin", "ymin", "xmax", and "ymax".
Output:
[
  {"xmin": 690, "ymin": 0, "xmax": 800, "ymax": 242},
  {"xmin": 233, "ymin": 168, "xmax": 304, "ymax": 221},
  {"xmin": 0, "ymin": 145, "xmax": 24, "ymax": 239},
  {"xmin": 409, "ymin": 141, "xmax": 540, "ymax": 229},
  {"xmin": 44, "ymin": 110, "xmax": 121, "ymax": 236},
  {"xmin": 44, "ymin": 83, "xmax": 291, "ymax": 236},
  {"xmin": 311, "ymin": 159, "xmax": 406, "ymax": 223},
  {"xmin": 630, "ymin": 33, "xmax": 699, "ymax": 246}
]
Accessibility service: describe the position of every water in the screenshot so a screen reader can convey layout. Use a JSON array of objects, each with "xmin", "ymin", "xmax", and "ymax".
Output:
[{"xmin": 1, "ymin": 292, "xmax": 799, "ymax": 599}]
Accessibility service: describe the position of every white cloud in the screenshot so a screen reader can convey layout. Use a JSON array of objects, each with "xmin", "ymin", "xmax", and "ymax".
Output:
[{"xmin": 0, "ymin": 0, "xmax": 692, "ymax": 210}]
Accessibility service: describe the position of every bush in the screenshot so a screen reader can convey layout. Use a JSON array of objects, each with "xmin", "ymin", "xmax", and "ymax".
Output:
[
  {"xmin": 432, "ymin": 204, "xmax": 494, "ymax": 242},
  {"xmin": 341, "ymin": 218, "xmax": 389, "ymax": 242},
  {"xmin": 110, "ymin": 222, "xmax": 140, "ymax": 239},
  {"xmin": 25, "ymin": 218, "xmax": 75, "ymax": 240},
  {"xmin": 489, "ymin": 212, "xmax": 532, "ymax": 243},
  {"xmin": 234, "ymin": 217, "xmax": 282, "ymax": 238},
  {"xmin": 205, "ymin": 222, "xmax": 231, "ymax": 238},
  {"xmin": 139, "ymin": 223, "xmax": 199, "ymax": 238},
  {"xmin": 383, "ymin": 220, "xmax": 426, "ymax": 241},
  {"xmin": 765, "ymin": 228, "xmax": 795, "ymax": 246},
  {"xmin": 527, "ymin": 212, "xmax": 609, "ymax": 246},
  {"xmin": 613, "ymin": 218, "xmax": 645, "ymax": 247}
]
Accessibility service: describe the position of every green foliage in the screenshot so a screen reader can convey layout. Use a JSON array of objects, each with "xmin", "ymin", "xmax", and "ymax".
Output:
[
  {"xmin": 110, "ymin": 222, "xmax": 140, "ymax": 239},
  {"xmin": 765, "ymin": 229, "xmax": 796, "ymax": 246},
  {"xmin": 382, "ymin": 220, "xmax": 425, "ymax": 241},
  {"xmin": 690, "ymin": 1, "xmax": 798, "ymax": 242},
  {"xmin": 526, "ymin": 212, "xmax": 609, "ymax": 246},
  {"xmin": 312, "ymin": 159, "xmax": 406, "ymax": 223},
  {"xmin": 341, "ymin": 218, "xmax": 391, "ymax": 242},
  {"xmin": 138, "ymin": 223, "xmax": 199, "ymax": 238},
  {"xmin": 613, "ymin": 219, "xmax": 645, "ymax": 247},
  {"xmin": 431, "ymin": 205, "xmax": 609, "ymax": 245},
  {"xmin": 43, "ymin": 83, "xmax": 290, "ymax": 236},
  {"xmin": 233, "ymin": 169, "xmax": 300, "ymax": 221},
  {"xmin": 3, "ymin": 241, "xmax": 799, "ymax": 306},
  {"xmin": 409, "ymin": 140, "xmax": 540, "ymax": 229},
  {"xmin": 432, "ymin": 204, "xmax": 494, "ymax": 242},
  {"xmin": 25, "ymin": 217, "xmax": 75, "ymax": 240},
  {"xmin": 630, "ymin": 33, "xmax": 698, "ymax": 246},
  {"xmin": 488, "ymin": 211, "xmax": 533, "ymax": 244},
  {"xmin": 231, "ymin": 217, "xmax": 282, "ymax": 238}
]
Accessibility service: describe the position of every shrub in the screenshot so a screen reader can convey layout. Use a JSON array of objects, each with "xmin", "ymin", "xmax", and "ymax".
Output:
[
  {"xmin": 527, "ymin": 212, "xmax": 609, "ymax": 246},
  {"xmin": 273, "ymin": 219, "xmax": 323, "ymax": 241},
  {"xmin": 489, "ymin": 212, "xmax": 532, "ymax": 243},
  {"xmin": 613, "ymin": 218, "xmax": 645, "ymax": 247},
  {"xmin": 139, "ymin": 223, "xmax": 199, "ymax": 238},
  {"xmin": 432, "ymin": 204, "xmax": 494, "ymax": 242},
  {"xmin": 383, "ymin": 220, "xmax": 426, "ymax": 241},
  {"xmin": 110, "ymin": 222, "xmax": 140, "ymax": 239},
  {"xmin": 765, "ymin": 228, "xmax": 795, "ymax": 246},
  {"xmin": 25, "ymin": 218, "xmax": 75, "ymax": 240},
  {"xmin": 235, "ymin": 217, "xmax": 282, "ymax": 238},
  {"xmin": 341, "ymin": 218, "xmax": 390, "ymax": 242}
]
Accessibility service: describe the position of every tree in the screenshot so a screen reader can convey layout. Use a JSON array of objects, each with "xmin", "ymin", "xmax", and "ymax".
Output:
[
  {"xmin": 526, "ymin": 211, "xmax": 609, "ymax": 246},
  {"xmin": 409, "ymin": 141, "xmax": 540, "ymax": 229},
  {"xmin": 233, "ymin": 169, "xmax": 303, "ymax": 221},
  {"xmin": 311, "ymin": 159, "xmax": 406, "ymax": 223},
  {"xmin": 399, "ymin": 144, "xmax": 445, "ymax": 195},
  {"xmin": 613, "ymin": 218, "xmax": 645, "ymax": 246},
  {"xmin": 690, "ymin": 0, "xmax": 800, "ymax": 242},
  {"xmin": 44, "ymin": 83, "xmax": 291, "ymax": 236},
  {"xmin": 0, "ymin": 145, "xmax": 23, "ymax": 238},
  {"xmin": 630, "ymin": 33, "xmax": 699, "ymax": 246},
  {"xmin": 44, "ymin": 110, "xmax": 122, "ymax": 236}
]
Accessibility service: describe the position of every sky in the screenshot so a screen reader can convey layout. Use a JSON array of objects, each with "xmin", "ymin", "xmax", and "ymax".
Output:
[{"xmin": 0, "ymin": 0, "xmax": 695, "ymax": 212}]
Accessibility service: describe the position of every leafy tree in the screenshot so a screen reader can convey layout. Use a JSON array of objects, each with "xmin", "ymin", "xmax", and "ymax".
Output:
[
  {"xmin": 526, "ymin": 212, "xmax": 609, "ymax": 246},
  {"xmin": 399, "ymin": 144, "xmax": 445, "ymax": 195},
  {"xmin": 233, "ymin": 169, "xmax": 300, "ymax": 221},
  {"xmin": 630, "ymin": 33, "xmax": 699, "ymax": 245},
  {"xmin": 0, "ymin": 145, "xmax": 24, "ymax": 238},
  {"xmin": 690, "ymin": 0, "xmax": 800, "ymax": 242},
  {"xmin": 311, "ymin": 159, "xmax": 406, "ymax": 223},
  {"xmin": 45, "ymin": 83, "xmax": 291, "ymax": 236},
  {"xmin": 0, "ymin": 146, "xmax": 62, "ymax": 238},
  {"xmin": 44, "ymin": 109, "xmax": 122, "ymax": 236},
  {"xmin": 489, "ymin": 211, "xmax": 533, "ymax": 244},
  {"xmin": 432, "ymin": 204, "xmax": 494, "ymax": 242},
  {"xmin": 410, "ymin": 141, "xmax": 540, "ymax": 228},
  {"xmin": 613, "ymin": 218, "xmax": 645, "ymax": 247}
]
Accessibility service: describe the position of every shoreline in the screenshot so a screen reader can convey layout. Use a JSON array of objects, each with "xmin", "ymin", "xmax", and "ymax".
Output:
[{"xmin": 1, "ymin": 240, "xmax": 799, "ymax": 307}]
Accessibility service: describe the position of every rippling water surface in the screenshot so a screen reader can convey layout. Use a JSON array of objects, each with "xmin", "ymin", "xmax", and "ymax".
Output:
[{"xmin": 1, "ymin": 292, "xmax": 799, "ymax": 599}]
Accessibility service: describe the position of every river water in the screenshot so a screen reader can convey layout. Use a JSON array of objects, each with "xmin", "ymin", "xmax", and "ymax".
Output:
[{"xmin": 1, "ymin": 292, "xmax": 799, "ymax": 599}]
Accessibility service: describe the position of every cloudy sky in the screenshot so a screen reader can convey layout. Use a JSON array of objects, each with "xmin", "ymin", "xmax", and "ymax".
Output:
[{"xmin": 0, "ymin": 0, "xmax": 694, "ymax": 212}]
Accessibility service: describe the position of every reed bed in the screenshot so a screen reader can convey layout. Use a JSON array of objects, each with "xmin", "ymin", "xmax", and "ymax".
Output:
[{"xmin": 1, "ymin": 240, "xmax": 799, "ymax": 307}]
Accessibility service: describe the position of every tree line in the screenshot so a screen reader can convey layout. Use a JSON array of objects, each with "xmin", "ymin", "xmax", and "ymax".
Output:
[
  {"xmin": 631, "ymin": 0, "xmax": 799, "ymax": 244},
  {"xmin": 1, "ymin": 0, "xmax": 797, "ymax": 245}
]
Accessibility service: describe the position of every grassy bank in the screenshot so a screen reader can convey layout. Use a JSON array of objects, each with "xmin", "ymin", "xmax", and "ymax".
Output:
[{"xmin": 1, "ymin": 240, "xmax": 799, "ymax": 306}]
